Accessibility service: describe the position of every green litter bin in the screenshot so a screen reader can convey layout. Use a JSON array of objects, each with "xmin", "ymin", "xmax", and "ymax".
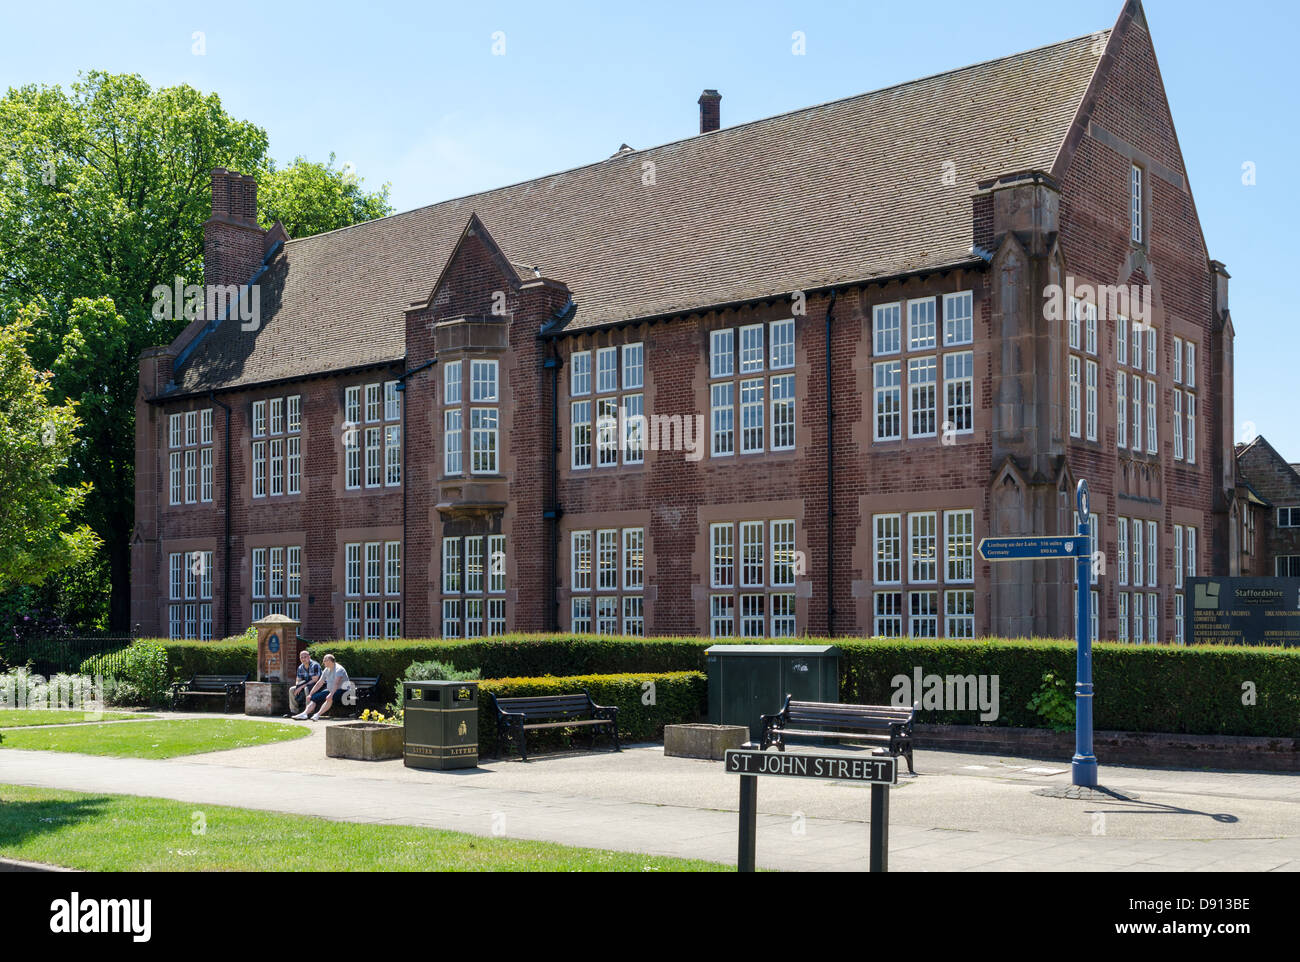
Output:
[{"xmin": 403, "ymin": 680, "xmax": 479, "ymax": 770}]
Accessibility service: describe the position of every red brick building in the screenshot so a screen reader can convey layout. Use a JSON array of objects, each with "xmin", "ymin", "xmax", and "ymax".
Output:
[
  {"xmin": 1233, "ymin": 437, "xmax": 1300, "ymax": 579},
  {"xmin": 131, "ymin": 1, "xmax": 1236, "ymax": 645}
]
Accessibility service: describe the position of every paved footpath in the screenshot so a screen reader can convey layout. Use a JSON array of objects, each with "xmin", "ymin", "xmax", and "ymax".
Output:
[{"xmin": 1, "ymin": 713, "xmax": 1298, "ymax": 871}]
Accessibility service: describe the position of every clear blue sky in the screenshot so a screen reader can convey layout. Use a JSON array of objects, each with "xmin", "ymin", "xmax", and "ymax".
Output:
[{"xmin": 2, "ymin": 0, "xmax": 1295, "ymax": 456}]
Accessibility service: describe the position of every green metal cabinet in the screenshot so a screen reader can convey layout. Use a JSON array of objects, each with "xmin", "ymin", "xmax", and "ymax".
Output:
[
  {"xmin": 403, "ymin": 680, "xmax": 479, "ymax": 770},
  {"xmin": 706, "ymin": 645, "xmax": 840, "ymax": 741}
]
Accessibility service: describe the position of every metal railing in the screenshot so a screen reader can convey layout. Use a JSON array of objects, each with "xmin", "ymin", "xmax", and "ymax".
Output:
[{"xmin": 2, "ymin": 636, "xmax": 134, "ymax": 678}]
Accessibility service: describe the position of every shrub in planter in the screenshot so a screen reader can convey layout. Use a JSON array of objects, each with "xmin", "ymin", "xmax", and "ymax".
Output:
[{"xmin": 388, "ymin": 660, "xmax": 481, "ymax": 714}]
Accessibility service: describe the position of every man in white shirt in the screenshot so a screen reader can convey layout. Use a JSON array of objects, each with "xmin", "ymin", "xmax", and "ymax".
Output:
[{"xmin": 293, "ymin": 653, "xmax": 351, "ymax": 721}]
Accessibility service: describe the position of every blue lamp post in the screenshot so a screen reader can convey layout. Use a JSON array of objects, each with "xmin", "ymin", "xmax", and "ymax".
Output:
[{"xmin": 1073, "ymin": 479, "xmax": 1098, "ymax": 788}]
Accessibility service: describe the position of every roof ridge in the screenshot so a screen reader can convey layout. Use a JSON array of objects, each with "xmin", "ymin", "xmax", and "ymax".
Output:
[{"xmin": 282, "ymin": 27, "xmax": 1111, "ymax": 249}]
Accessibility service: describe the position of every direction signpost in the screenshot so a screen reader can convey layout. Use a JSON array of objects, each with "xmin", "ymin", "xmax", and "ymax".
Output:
[
  {"xmin": 725, "ymin": 748, "xmax": 898, "ymax": 871},
  {"xmin": 978, "ymin": 479, "xmax": 1097, "ymax": 788}
]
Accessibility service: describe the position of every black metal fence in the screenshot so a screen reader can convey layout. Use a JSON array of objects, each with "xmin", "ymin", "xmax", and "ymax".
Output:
[{"xmin": 1, "ymin": 636, "xmax": 134, "ymax": 678}]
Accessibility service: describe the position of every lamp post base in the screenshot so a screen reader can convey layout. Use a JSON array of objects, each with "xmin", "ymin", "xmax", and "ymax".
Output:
[{"xmin": 1071, "ymin": 754, "xmax": 1098, "ymax": 788}]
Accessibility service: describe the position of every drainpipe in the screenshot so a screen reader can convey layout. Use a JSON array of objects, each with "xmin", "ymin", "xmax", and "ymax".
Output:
[
  {"xmin": 395, "ymin": 357, "xmax": 438, "ymax": 636},
  {"xmin": 825, "ymin": 289, "xmax": 839, "ymax": 636},
  {"xmin": 209, "ymin": 391, "xmax": 232, "ymax": 638},
  {"xmin": 539, "ymin": 298, "xmax": 577, "ymax": 632}
]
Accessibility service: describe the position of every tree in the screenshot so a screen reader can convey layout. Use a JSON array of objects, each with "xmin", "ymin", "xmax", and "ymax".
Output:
[
  {"xmin": 0, "ymin": 71, "xmax": 393, "ymax": 629},
  {"xmin": 260, "ymin": 153, "xmax": 392, "ymax": 239},
  {"xmin": 0, "ymin": 307, "xmax": 100, "ymax": 593}
]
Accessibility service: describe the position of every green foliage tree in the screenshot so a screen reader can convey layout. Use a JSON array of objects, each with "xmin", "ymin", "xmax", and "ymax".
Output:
[
  {"xmin": 0, "ymin": 309, "xmax": 100, "ymax": 593},
  {"xmin": 259, "ymin": 153, "xmax": 392, "ymax": 239},
  {"xmin": 0, "ymin": 71, "xmax": 392, "ymax": 630}
]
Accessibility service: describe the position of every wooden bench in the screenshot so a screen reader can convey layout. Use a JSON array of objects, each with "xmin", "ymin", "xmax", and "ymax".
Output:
[
  {"xmin": 760, "ymin": 696, "xmax": 916, "ymax": 774},
  {"xmin": 491, "ymin": 692, "xmax": 620, "ymax": 761},
  {"xmin": 299, "ymin": 675, "xmax": 383, "ymax": 717},
  {"xmin": 170, "ymin": 673, "xmax": 250, "ymax": 713}
]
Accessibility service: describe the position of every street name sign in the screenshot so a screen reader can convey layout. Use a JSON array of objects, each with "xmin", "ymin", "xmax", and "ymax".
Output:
[{"xmin": 724, "ymin": 749, "xmax": 898, "ymax": 785}]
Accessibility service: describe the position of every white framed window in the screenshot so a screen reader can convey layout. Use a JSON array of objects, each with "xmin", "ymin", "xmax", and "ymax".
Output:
[
  {"xmin": 1118, "ymin": 592, "xmax": 1129, "ymax": 642},
  {"xmin": 570, "ymin": 401, "xmax": 591, "ymax": 469},
  {"xmin": 1118, "ymin": 516, "xmax": 1129, "ymax": 586},
  {"xmin": 384, "ymin": 381, "xmax": 400, "ymax": 421},
  {"xmin": 268, "ymin": 439, "xmax": 283, "ymax": 497},
  {"xmin": 252, "ymin": 401, "xmax": 266, "ymax": 438},
  {"xmin": 252, "ymin": 547, "xmax": 267, "ymax": 599},
  {"xmin": 740, "ymin": 521, "xmax": 765, "ymax": 588},
  {"xmin": 1173, "ymin": 390, "xmax": 1183, "ymax": 460},
  {"xmin": 771, "ymin": 319, "xmax": 795, "ymax": 369},
  {"xmin": 710, "ymin": 329, "xmax": 734, "ymax": 379},
  {"xmin": 739, "ymin": 324, "xmax": 765, "ymax": 372},
  {"xmin": 908, "ymin": 356, "xmax": 937, "ymax": 438},
  {"xmin": 365, "ymin": 541, "xmax": 383, "ymax": 596},
  {"xmin": 184, "ymin": 449, "xmax": 197, "ymax": 503},
  {"xmin": 169, "ymin": 414, "xmax": 184, "ymax": 448},
  {"xmin": 570, "ymin": 597, "xmax": 591, "ymax": 634},
  {"xmin": 1132, "ymin": 324, "xmax": 1142, "ymax": 371},
  {"xmin": 1175, "ymin": 593, "xmax": 1185, "ymax": 644},
  {"xmin": 252, "ymin": 441, "xmax": 266, "ymax": 498},
  {"xmin": 471, "ymin": 359, "xmax": 499, "ymax": 403},
  {"xmin": 740, "ymin": 378, "xmax": 764, "ymax": 454},
  {"xmin": 770, "ymin": 373, "xmax": 796, "ymax": 450},
  {"xmin": 710, "ymin": 595, "xmax": 734, "ymax": 638},
  {"xmin": 1185, "ymin": 342, "xmax": 1196, "ymax": 389},
  {"xmin": 444, "ymin": 361, "xmax": 462, "ymax": 405},
  {"xmin": 909, "ymin": 591, "xmax": 938, "ymax": 637},
  {"xmin": 488, "ymin": 535, "xmax": 506, "ymax": 594},
  {"xmin": 170, "ymin": 452, "xmax": 183, "ymax": 505},
  {"xmin": 1117, "ymin": 315, "xmax": 1128, "ymax": 366},
  {"xmin": 1147, "ymin": 521, "xmax": 1158, "ymax": 588},
  {"xmin": 365, "ymin": 383, "xmax": 382, "ymax": 423},
  {"xmin": 1116, "ymin": 374, "xmax": 1127, "ymax": 449},
  {"xmin": 286, "ymin": 436, "xmax": 300, "ymax": 495},
  {"xmin": 597, "ymin": 529, "xmax": 618, "ymax": 591},
  {"xmin": 1174, "ymin": 525, "xmax": 1184, "ymax": 589},
  {"xmin": 287, "ymin": 546, "xmax": 301, "ymax": 598},
  {"xmin": 1085, "ymin": 360, "xmax": 1098, "ymax": 441},
  {"xmin": 623, "ymin": 528, "xmax": 644, "ymax": 591},
  {"xmin": 487, "ymin": 598, "xmax": 506, "ymax": 636},
  {"xmin": 738, "ymin": 593, "xmax": 764, "ymax": 637},
  {"xmin": 944, "ymin": 351, "xmax": 974, "ymax": 435},
  {"xmin": 596, "ymin": 347, "xmax": 618, "ymax": 393},
  {"xmin": 571, "ymin": 531, "xmax": 592, "ymax": 592},
  {"xmin": 873, "ymin": 303, "xmax": 901, "ymax": 356},
  {"xmin": 365, "ymin": 427, "xmax": 382, "ymax": 487},
  {"xmin": 1186, "ymin": 527, "xmax": 1197, "ymax": 578},
  {"xmin": 441, "ymin": 600, "xmax": 462, "ymax": 638},
  {"xmin": 1173, "ymin": 337, "xmax": 1183, "ymax": 383},
  {"xmin": 465, "ymin": 537, "xmax": 484, "ymax": 594},
  {"xmin": 385, "ymin": 541, "xmax": 401, "ymax": 596},
  {"xmin": 385, "ymin": 425, "xmax": 401, "ymax": 486},
  {"xmin": 595, "ymin": 596, "xmax": 618, "ymax": 635},
  {"xmin": 441, "ymin": 538, "xmax": 461, "ymax": 594},
  {"xmin": 909, "ymin": 512, "xmax": 937, "ymax": 583},
  {"xmin": 184, "ymin": 412, "xmax": 197, "ymax": 445},
  {"xmin": 771, "ymin": 594, "xmax": 796, "ymax": 637},
  {"xmin": 771, "ymin": 520, "xmax": 795, "ymax": 588},
  {"xmin": 268, "ymin": 398, "xmax": 283, "ymax": 436},
  {"xmin": 945, "ymin": 590, "xmax": 975, "ymax": 638},
  {"xmin": 908, "ymin": 298, "xmax": 936, "ymax": 351},
  {"xmin": 345, "ymin": 543, "xmax": 362, "ymax": 596},
  {"xmin": 470, "ymin": 408, "xmax": 498, "ymax": 474},
  {"xmin": 874, "ymin": 514, "xmax": 901, "ymax": 584},
  {"xmin": 1146, "ymin": 379, "xmax": 1157, "ymax": 454},
  {"xmin": 874, "ymin": 591, "xmax": 902, "ymax": 637},
  {"xmin": 1132, "ymin": 519, "xmax": 1144, "ymax": 588},
  {"xmin": 444, "ymin": 410, "xmax": 463, "ymax": 475},
  {"xmin": 1131, "ymin": 374, "xmax": 1142, "ymax": 451},
  {"xmin": 710, "ymin": 382, "xmax": 734, "ymax": 456},
  {"xmin": 596, "ymin": 397, "xmax": 619, "ymax": 467},
  {"xmin": 623, "ymin": 393, "xmax": 644, "ymax": 464},
  {"xmin": 1068, "ymin": 299, "xmax": 1082, "ymax": 351},
  {"xmin": 873, "ymin": 361, "xmax": 901, "ymax": 441},
  {"xmin": 943, "ymin": 291, "xmax": 973, "ymax": 347},
  {"xmin": 1147, "ymin": 328, "xmax": 1157, "ymax": 374},
  {"xmin": 710, "ymin": 523, "xmax": 734, "ymax": 588},
  {"xmin": 200, "ymin": 408, "xmax": 213, "ymax": 444},
  {"xmin": 1068, "ymin": 355, "xmax": 1081, "ymax": 438},
  {"xmin": 1185, "ymin": 392, "xmax": 1196, "ymax": 464},
  {"xmin": 571, "ymin": 350, "xmax": 591, "ymax": 396},
  {"xmin": 622, "ymin": 596, "xmax": 644, "ymax": 637},
  {"xmin": 1133, "ymin": 591, "xmax": 1145, "ymax": 643},
  {"xmin": 622, "ymin": 343, "xmax": 644, "ymax": 390},
  {"xmin": 1131, "ymin": 165, "xmax": 1144, "ymax": 244},
  {"xmin": 1086, "ymin": 302, "xmax": 1097, "ymax": 355},
  {"xmin": 286, "ymin": 395, "xmax": 300, "ymax": 434},
  {"xmin": 944, "ymin": 510, "xmax": 974, "ymax": 583}
]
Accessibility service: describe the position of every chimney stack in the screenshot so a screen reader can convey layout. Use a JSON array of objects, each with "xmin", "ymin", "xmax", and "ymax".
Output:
[
  {"xmin": 204, "ymin": 167, "xmax": 268, "ymax": 292},
  {"xmin": 210, "ymin": 167, "xmax": 259, "ymax": 227},
  {"xmin": 698, "ymin": 89, "xmax": 721, "ymax": 134}
]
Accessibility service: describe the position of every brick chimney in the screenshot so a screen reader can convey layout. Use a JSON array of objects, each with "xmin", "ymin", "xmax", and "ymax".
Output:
[
  {"xmin": 203, "ymin": 167, "xmax": 269, "ymax": 291},
  {"xmin": 698, "ymin": 89, "xmax": 721, "ymax": 134}
]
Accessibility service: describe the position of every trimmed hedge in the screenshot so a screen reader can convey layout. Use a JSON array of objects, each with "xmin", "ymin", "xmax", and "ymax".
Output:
[
  {"xmin": 87, "ymin": 634, "xmax": 1300, "ymax": 737},
  {"xmin": 475, "ymin": 671, "xmax": 707, "ymax": 756}
]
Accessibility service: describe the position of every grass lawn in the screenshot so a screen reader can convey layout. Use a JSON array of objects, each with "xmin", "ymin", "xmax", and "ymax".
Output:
[
  {"xmin": 0, "ymin": 718, "xmax": 308, "ymax": 758},
  {"xmin": 0, "ymin": 709, "xmax": 154, "ymax": 728},
  {"xmin": 0, "ymin": 784, "xmax": 728, "ymax": 871}
]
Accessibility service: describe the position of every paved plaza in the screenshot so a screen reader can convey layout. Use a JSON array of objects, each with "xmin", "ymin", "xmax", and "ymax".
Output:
[{"xmin": 1, "ymin": 712, "xmax": 1297, "ymax": 871}]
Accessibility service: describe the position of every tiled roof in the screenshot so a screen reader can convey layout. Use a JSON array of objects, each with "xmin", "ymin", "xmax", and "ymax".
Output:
[{"xmin": 173, "ymin": 30, "xmax": 1108, "ymax": 394}]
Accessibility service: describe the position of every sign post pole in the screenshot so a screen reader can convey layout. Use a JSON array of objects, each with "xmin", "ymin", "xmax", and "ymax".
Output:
[
  {"xmin": 869, "ymin": 784, "xmax": 889, "ymax": 872},
  {"xmin": 737, "ymin": 773, "xmax": 757, "ymax": 872},
  {"xmin": 1072, "ymin": 479, "xmax": 1097, "ymax": 788}
]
